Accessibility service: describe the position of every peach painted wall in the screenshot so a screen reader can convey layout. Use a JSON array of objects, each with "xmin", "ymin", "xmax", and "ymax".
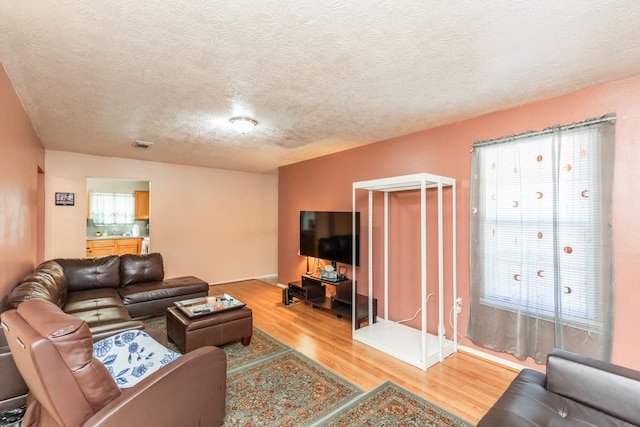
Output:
[
  {"xmin": 0, "ymin": 64, "xmax": 44, "ymax": 308},
  {"xmin": 279, "ymin": 75, "xmax": 640, "ymax": 370},
  {"xmin": 45, "ymin": 150, "xmax": 278, "ymax": 284}
]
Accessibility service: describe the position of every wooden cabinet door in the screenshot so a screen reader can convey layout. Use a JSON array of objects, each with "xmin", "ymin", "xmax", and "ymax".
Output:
[
  {"xmin": 87, "ymin": 239, "xmax": 116, "ymax": 257},
  {"xmin": 115, "ymin": 239, "xmax": 140, "ymax": 255},
  {"xmin": 91, "ymin": 247, "xmax": 116, "ymax": 257},
  {"xmin": 134, "ymin": 191, "xmax": 150, "ymax": 219}
]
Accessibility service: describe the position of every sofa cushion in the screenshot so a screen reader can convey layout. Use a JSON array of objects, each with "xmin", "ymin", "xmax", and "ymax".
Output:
[
  {"xmin": 31, "ymin": 260, "xmax": 68, "ymax": 306},
  {"xmin": 477, "ymin": 368, "xmax": 629, "ymax": 426},
  {"xmin": 118, "ymin": 277, "xmax": 209, "ymax": 305},
  {"xmin": 120, "ymin": 253, "xmax": 164, "ymax": 286},
  {"xmin": 6, "ymin": 281, "xmax": 59, "ymax": 310},
  {"xmin": 7, "ymin": 261, "xmax": 69, "ymax": 309},
  {"xmin": 63, "ymin": 288, "xmax": 125, "ymax": 314},
  {"xmin": 546, "ymin": 349, "xmax": 640, "ymax": 425},
  {"xmin": 55, "ymin": 256, "xmax": 121, "ymax": 291},
  {"xmin": 72, "ymin": 306, "xmax": 133, "ymax": 329}
]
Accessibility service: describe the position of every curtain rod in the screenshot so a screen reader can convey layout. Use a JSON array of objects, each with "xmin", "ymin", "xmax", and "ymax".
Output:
[{"xmin": 471, "ymin": 114, "xmax": 616, "ymax": 149}]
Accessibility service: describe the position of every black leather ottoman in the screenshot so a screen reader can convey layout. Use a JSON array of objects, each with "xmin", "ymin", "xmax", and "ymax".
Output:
[{"xmin": 166, "ymin": 306, "xmax": 252, "ymax": 353}]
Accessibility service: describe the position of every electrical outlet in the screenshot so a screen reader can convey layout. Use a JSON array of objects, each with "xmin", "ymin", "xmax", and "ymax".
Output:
[{"xmin": 455, "ymin": 297, "xmax": 463, "ymax": 314}]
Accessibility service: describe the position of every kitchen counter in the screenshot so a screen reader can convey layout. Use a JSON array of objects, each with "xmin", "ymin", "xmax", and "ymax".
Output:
[
  {"xmin": 86, "ymin": 236, "xmax": 146, "ymax": 241},
  {"xmin": 86, "ymin": 236, "xmax": 146, "ymax": 257}
]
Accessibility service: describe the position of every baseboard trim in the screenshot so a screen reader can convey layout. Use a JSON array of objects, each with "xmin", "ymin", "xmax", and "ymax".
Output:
[
  {"xmin": 458, "ymin": 345, "xmax": 525, "ymax": 372},
  {"xmin": 209, "ymin": 274, "xmax": 278, "ymax": 286}
]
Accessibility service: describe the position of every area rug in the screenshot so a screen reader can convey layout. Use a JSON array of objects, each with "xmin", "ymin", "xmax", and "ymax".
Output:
[
  {"xmin": 142, "ymin": 316, "xmax": 289, "ymax": 370},
  {"xmin": 141, "ymin": 316, "xmax": 473, "ymax": 426},
  {"xmin": 315, "ymin": 381, "xmax": 474, "ymax": 427},
  {"xmin": 225, "ymin": 350, "xmax": 363, "ymax": 426},
  {"xmin": 0, "ymin": 406, "xmax": 25, "ymax": 426}
]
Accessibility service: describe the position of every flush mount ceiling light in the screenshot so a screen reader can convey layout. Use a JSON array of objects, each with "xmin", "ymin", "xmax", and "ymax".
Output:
[
  {"xmin": 229, "ymin": 116, "xmax": 258, "ymax": 133},
  {"xmin": 132, "ymin": 139, "xmax": 154, "ymax": 148}
]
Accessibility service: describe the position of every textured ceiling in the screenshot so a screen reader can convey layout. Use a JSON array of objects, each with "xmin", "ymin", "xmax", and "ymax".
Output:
[{"xmin": 2, "ymin": 1, "xmax": 640, "ymax": 173}]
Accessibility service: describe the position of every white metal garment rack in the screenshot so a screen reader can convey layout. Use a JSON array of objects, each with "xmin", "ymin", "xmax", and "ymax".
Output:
[{"xmin": 352, "ymin": 173, "xmax": 457, "ymax": 370}]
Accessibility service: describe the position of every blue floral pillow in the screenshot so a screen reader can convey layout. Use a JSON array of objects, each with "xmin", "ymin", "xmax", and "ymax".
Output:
[{"xmin": 93, "ymin": 330, "xmax": 181, "ymax": 388}]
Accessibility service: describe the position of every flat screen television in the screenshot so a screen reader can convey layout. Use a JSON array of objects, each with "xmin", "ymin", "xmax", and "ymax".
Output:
[{"xmin": 299, "ymin": 211, "xmax": 360, "ymax": 266}]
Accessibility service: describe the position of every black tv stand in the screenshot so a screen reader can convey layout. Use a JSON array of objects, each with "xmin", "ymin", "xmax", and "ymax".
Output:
[{"xmin": 283, "ymin": 275, "xmax": 377, "ymax": 329}]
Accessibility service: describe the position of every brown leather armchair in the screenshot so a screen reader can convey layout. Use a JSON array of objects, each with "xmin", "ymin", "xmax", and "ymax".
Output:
[{"xmin": 1, "ymin": 299, "xmax": 227, "ymax": 426}]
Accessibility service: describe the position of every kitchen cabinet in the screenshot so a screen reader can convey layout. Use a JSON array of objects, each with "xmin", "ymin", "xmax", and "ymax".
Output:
[
  {"xmin": 134, "ymin": 191, "xmax": 149, "ymax": 220},
  {"xmin": 86, "ymin": 238, "xmax": 143, "ymax": 257},
  {"xmin": 86, "ymin": 239, "xmax": 116, "ymax": 257},
  {"xmin": 115, "ymin": 238, "xmax": 142, "ymax": 255}
]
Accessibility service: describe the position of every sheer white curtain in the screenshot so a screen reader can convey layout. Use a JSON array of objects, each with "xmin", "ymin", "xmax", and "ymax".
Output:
[
  {"xmin": 90, "ymin": 192, "xmax": 135, "ymax": 225},
  {"xmin": 468, "ymin": 116, "xmax": 615, "ymax": 363}
]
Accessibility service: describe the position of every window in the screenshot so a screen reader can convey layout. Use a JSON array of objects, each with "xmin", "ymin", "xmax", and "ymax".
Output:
[
  {"xmin": 90, "ymin": 192, "xmax": 135, "ymax": 225},
  {"xmin": 468, "ymin": 116, "xmax": 615, "ymax": 362}
]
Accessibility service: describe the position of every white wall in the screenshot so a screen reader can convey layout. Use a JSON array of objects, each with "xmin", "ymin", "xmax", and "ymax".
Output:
[
  {"xmin": 87, "ymin": 177, "xmax": 149, "ymax": 193},
  {"xmin": 45, "ymin": 150, "xmax": 278, "ymax": 284}
]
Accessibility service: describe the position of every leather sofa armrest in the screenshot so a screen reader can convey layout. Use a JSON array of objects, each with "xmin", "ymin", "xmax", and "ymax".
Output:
[
  {"xmin": 85, "ymin": 346, "xmax": 227, "ymax": 426},
  {"xmin": 546, "ymin": 348, "xmax": 640, "ymax": 425},
  {"xmin": 89, "ymin": 321, "xmax": 145, "ymax": 342}
]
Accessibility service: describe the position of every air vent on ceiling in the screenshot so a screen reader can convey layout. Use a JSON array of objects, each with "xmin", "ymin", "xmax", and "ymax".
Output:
[{"xmin": 133, "ymin": 140, "xmax": 154, "ymax": 148}]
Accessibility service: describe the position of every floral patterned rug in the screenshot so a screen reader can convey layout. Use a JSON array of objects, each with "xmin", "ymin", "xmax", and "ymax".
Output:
[
  {"xmin": 142, "ymin": 316, "xmax": 474, "ymax": 427},
  {"xmin": 0, "ymin": 406, "xmax": 24, "ymax": 426},
  {"xmin": 225, "ymin": 350, "xmax": 363, "ymax": 426},
  {"xmin": 316, "ymin": 381, "xmax": 474, "ymax": 427}
]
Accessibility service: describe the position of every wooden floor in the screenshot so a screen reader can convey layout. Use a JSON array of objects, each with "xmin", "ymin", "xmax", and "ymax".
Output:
[{"xmin": 210, "ymin": 279, "xmax": 517, "ymax": 424}]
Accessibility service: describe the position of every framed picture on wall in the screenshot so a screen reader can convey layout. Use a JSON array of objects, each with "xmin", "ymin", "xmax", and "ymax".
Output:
[{"xmin": 55, "ymin": 192, "xmax": 75, "ymax": 206}]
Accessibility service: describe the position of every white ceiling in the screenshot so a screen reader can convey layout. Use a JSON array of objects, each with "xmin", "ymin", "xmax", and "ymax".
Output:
[{"xmin": 2, "ymin": 1, "xmax": 640, "ymax": 174}]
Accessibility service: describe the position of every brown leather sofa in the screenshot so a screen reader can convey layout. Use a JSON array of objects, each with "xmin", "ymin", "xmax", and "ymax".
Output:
[
  {"xmin": 477, "ymin": 348, "xmax": 640, "ymax": 426},
  {"xmin": 1, "ymin": 298, "xmax": 226, "ymax": 426},
  {"xmin": 0, "ymin": 253, "xmax": 209, "ymax": 413},
  {"xmin": 7, "ymin": 253, "xmax": 209, "ymax": 336}
]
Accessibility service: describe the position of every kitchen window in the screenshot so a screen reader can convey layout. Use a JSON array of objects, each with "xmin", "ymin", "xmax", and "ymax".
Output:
[{"xmin": 90, "ymin": 192, "xmax": 135, "ymax": 225}]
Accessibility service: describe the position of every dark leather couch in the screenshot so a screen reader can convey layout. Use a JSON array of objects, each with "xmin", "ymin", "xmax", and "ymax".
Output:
[
  {"xmin": 478, "ymin": 348, "xmax": 640, "ymax": 426},
  {"xmin": 7, "ymin": 253, "xmax": 209, "ymax": 332},
  {"xmin": 0, "ymin": 253, "xmax": 209, "ymax": 412}
]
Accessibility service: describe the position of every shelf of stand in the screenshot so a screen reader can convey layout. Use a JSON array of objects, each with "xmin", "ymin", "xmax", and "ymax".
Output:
[
  {"xmin": 286, "ymin": 279, "xmax": 325, "ymax": 301},
  {"xmin": 330, "ymin": 293, "xmax": 377, "ymax": 329},
  {"xmin": 307, "ymin": 296, "xmax": 332, "ymax": 310},
  {"xmin": 285, "ymin": 276, "xmax": 377, "ymax": 329}
]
